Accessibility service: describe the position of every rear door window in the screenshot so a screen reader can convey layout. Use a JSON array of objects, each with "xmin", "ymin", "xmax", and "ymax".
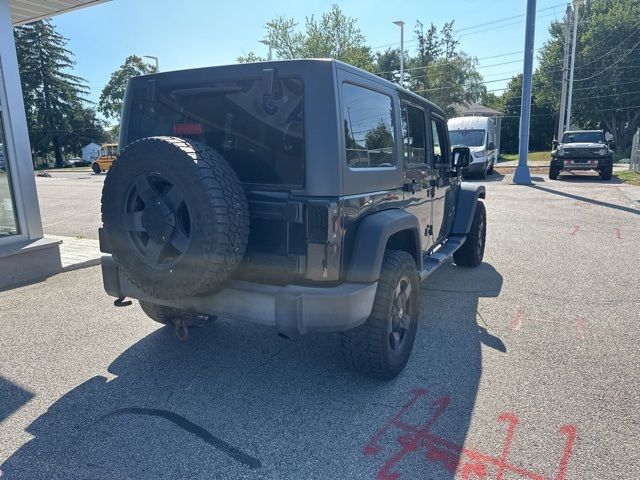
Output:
[
  {"xmin": 342, "ymin": 83, "xmax": 395, "ymax": 168},
  {"xmin": 126, "ymin": 78, "xmax": 304, "ymax": 187}
]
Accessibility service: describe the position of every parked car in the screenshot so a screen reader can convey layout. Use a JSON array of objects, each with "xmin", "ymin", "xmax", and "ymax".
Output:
[
  {"xmin": 67, "ymin": 157, "xmax": 91, "ymax": 167},
  {"xmin": 448, "ymin": 116, "xmax": 496, "ymax": 179},
  {"xmin": 550, "ymin": 130, "xmax": 614, "ymax": 180},
  {"xmin": 99, "ymin": 59, "xmax": 487, "ymax": 379}
]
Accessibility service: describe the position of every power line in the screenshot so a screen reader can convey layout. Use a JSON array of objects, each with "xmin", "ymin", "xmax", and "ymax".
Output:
[
  {"xmin": 500, "ymin": 104, "xmax": 640, "ymax": 118},
  {"xmin": 574, "ymin": 36, "xmax": 640, "ymax": 81},
  {"xmin": 370, "ymin": 3, "xmax": 568, "ymax": 50},
  {"xmin": 575, "ymin": 26, "xmax": 640, "ymax": 70}
]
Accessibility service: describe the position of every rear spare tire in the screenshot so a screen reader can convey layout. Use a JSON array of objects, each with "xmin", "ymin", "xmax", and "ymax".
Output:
[{"xmin": 101, "ymin": 136, "xmax": 249, "ymax": 298}]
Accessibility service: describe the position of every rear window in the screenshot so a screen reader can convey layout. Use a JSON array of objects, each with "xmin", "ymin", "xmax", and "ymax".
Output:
[{"xmin": 126, "ymin": 77, "xmax": 304, "ymax": 186}]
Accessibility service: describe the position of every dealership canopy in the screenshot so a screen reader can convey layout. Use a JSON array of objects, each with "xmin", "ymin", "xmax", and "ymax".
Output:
[{"xmin": 9, "ymin": 0, "xmax": 110, "ymax": 25}]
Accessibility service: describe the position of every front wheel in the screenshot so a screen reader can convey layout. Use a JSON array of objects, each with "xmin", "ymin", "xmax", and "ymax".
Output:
[
  {"xmin": 92, "ymin": 163, "xmax": 101, "ymax": 174},
  {"xmin": 549, "ymin": 164, "xmax": 560, "ymax": 180},
  {"xmin": 453, "ymin": 201, "xmax": 486, "ymax": 268},
  {"xmin": 600, "ymin": 164, "xmax": 613, "ymax": 181},
  {"xmin": 341, "ymin": 250, "xmax": 419, "ymax": 379}
]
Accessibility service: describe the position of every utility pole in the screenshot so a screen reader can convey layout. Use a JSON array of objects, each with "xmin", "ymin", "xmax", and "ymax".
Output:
[
  {"xmin": 393, "ymin": 21, "xmax": 405, "ymax": 86},
  {"xmin": 557, "ymin": 5, "xmax": 572, "ymax": 141},
  {"xmin": 514, "ymin": 0, "xmax": 537, "ymax": 185},
  {"xmin": 566, "ymin": 0, "xmax": 583, "ymax": 131}
]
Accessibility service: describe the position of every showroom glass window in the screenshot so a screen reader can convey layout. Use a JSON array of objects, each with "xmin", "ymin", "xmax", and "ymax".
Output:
[
  {"xmin": 342, "ymin": 83, "xmax": 395, "ymax": 168},
  {"xmin": 0, "ymin": 100, "xmax": 19, "ymax": 237}
]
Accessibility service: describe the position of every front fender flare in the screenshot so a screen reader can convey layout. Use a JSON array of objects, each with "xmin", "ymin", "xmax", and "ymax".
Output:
[
  {"xmin": 451, "ymin": 182, "xmax": 486, "ymax": 235},
  {"xmin": 345, "ymin": 209, "xmax": 422, "ymax": 283}
]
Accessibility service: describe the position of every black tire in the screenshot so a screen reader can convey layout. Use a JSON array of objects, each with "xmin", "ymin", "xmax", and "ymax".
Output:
[
  {"xmin": 92, "ymin": 163, "xmax": 101, "ymax": 174},
  {"xmin": 600, "ymin": 164, "xmax": 613, "ymax": 181},
  {"xmin": 479, "ymin": 162, "xmax": 487, "ymax": 179},
  {"xmin": 139, "ymin": 301, "xmax": 215, "ymax": 326},
  {"xmin": 453, "ymin": 201, "xmax": 486, "ymax": 268},
  {"xmin": 487, "ymin": 160, "xmax": 494, "ymax": 175},
  {"xmin": 341, "ymin": 250, "xmax": 419, "ymax": 379},
  {"xmin": 549, "ymin": 164, "xmax": 560, "ymax": 180},
  {"xmin": 101, "ymin": 136, "xmax": 249, "ymax": 298}
]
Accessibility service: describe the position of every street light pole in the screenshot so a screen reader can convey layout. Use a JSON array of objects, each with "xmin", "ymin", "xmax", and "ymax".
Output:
[
  {"xmin": 557, "ymin": 5, "xmax": 572, "ymax": 141},
  {"xmin": 393, "ymin": 21, "xmax": 405, "ymax": 86},
  {"xmin": 566, "ymin": 0, "xmax": 583, "ymax": 131},
  {"xmin": 513, "ymin": 0, "xmax": 537, "ymax": 185},
  {"xmin": 143, "ymin": 55, "xmax": 159, "ymax": 72},
  {"xmin": 259, "ymin": 39, "xmax": 272, "ymax": 61}
]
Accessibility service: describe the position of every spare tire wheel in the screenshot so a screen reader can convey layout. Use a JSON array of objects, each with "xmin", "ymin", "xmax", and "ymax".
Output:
[{"xmin": 101, "ymin": 136, "xmax": 249, "ymax": 298}]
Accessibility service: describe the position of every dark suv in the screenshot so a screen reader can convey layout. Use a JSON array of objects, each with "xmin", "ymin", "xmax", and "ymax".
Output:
[
  {"xmin": 99, "ymin": 60, "xmax": 487, "ymax": 379},
  {"xmin": 550, "ymin": 130, "xmax": 614, "ymax": 180}
]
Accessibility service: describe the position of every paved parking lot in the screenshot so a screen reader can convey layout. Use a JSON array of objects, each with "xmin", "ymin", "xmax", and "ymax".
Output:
[
  {"xmin": 35, "ymin": 171, "xmax": 105, "ymax": 239},
  {"xmin": 2, "ymin": 172, "xmax": 639, "ymax": 479}
]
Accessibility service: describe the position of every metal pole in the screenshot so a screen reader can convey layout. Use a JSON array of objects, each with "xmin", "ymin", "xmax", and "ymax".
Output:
[
  {"xmin": 393, "ymin": 21, "xmax": 405, "ymax": 86},
  {"xmin": 566, "ymin": 0, "xmax": 582, "ymax": 131},
  {"xmin": 557, "ymin": 5, "xmax": 572, "ymax": 140},
  {"xmin": 513, "ymin": 0, "xmax": 537, "ymax": 185},
  {"xmin": 143, "ymin": 55, "xmax": 159, "ymax": 71}
]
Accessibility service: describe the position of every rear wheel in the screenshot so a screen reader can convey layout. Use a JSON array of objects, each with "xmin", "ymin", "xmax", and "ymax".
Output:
[
  {"xmin": 549, "ymin": 164, "xmax": 560, "ymax": 180},
  {"xmin": 453, "ymin": 201, "xmax": 486, "ymax": 268},
  {"xmin": 600, "ymin": 164, "xmax": 613, "ymax": 181},
  {"xmin": 341, "ymin": 250, "xmax": 419, "ymax": 379},
  {"xmin": 92, "ymin": 163, "xmax": 101, "ymax": 174},
  {"xmin": 139, "ymin": 301, "xmax": 215, "ymax": 326}
]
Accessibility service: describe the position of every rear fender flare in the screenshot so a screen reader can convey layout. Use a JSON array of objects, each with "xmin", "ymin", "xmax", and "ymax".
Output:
[{"xmin": 345, "ymin": 209, "xmax": 422, "ymax": 283}]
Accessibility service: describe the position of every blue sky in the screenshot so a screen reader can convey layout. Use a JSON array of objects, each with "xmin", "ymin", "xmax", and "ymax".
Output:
[{"xmin": 51, "ymin": 0, "xmax": 568, "ymax": 119}]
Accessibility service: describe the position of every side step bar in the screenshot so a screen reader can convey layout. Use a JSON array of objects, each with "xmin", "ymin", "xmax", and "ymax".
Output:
[{"xmin": 419, "ymin": 235, "xmax": 466, "ymax": 281}]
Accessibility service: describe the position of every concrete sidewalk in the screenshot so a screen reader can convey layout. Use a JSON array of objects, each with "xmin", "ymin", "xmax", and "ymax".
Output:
[{"xmin": 47, "ymin": 234, "xmax": 101, "ymax": 271}]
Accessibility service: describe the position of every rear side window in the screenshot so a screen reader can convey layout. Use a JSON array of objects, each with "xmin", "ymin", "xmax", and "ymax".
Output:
[
  {"xmin": 342, "ymin": 83, "xmax": 395, "ymax": 168},
  {"xmin": 126, "ymin": 78, "xmax": 304, "ymax": 186},
  {"xmin": 401, "ymin": 104, "xmax": 426, "ymax": 164}
]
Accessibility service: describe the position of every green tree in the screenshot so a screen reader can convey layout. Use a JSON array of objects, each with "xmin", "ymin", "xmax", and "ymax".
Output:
[
  {"xmin": 99, "ymin": 55, "xmax": 158, "ymax": 120},
  {"xmin": 237, "ymin": 5, "xmax": 374, "ymax": 70},
  {"xmin": 410, "ymin": 21, "xmax": 441, "ymax": 93},
  {"xmin": 14, "ymin": 20, "xmax": 100, "ymax": 166},
  {"xmin": 519, "ymin": 0, "xmax": 640, "ymax": 151}
]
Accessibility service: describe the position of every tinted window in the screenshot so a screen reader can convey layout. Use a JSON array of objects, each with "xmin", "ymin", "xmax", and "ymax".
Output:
[
  {"xmin": 401, "ymin": 104, "xmax": 426, "ymax": 164},
  {"xmin": 126, "ymin": 78, "xmax": 304, "ymax": 186},
  {"xmin": 562, "ymin": 131, "xmax": 604, "ymax": 144},
  {"xmin": 450, "ymin": 129, "xmax": 485, "ymax": 147},
  {"xmin": 431, "ymin": 117, "xmax": 449, "ymax": 166},
  {"xmin": 343, "ymin": 83, "xmax": 395, "ymax": 168}
]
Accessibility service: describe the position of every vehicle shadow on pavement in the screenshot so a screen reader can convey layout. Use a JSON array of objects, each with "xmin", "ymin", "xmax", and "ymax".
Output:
[
  {"xmin": 530, "ymin": 184, "xmax": 640, "ymax": 215},
  {"xmin": 557, "ymin": 172, "xmax": 623, "ymax": 184},
  {"xmin": 1, "ymin": 263, "xmax": 504, "ymax": 480}
]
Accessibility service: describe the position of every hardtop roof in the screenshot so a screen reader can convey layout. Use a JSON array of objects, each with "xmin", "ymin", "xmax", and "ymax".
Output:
[{"xmin": 132, "ymin": 58, "xmax": 446, "ymax": 117}]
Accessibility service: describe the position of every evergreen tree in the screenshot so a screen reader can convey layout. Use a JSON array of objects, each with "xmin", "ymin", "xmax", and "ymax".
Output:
[{"xmin": 14, "ymin": 20, "xmax": 100, "ymax": 166}]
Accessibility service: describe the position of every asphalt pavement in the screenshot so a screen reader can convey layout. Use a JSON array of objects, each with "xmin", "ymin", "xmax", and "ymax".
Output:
[
  {"xmin": 1, "ymin": 170, "xmax": 639, "ymax": 479},
  {"xmin": 35, "ymin": 170, "xmax": 105, "ymax": 239}
]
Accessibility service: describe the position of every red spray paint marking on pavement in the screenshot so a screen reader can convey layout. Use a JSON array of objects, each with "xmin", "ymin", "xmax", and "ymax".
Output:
[
  {"xmin": 614, "ymin": 228, "xmax": 622, "ymax": 240},
  {"xmin": 575, "ymin": 315, "xmax": 585, "ymax": 341},
  {"xmin": 570, "ymin": 225, "xmax": 580, "ymax": 236},
  {"xmin": 364, "ymin": 390, "xmax": 578, "ymax": 480},
  {"xmin": 511, "ymin": 306, "xmax": 523, "ymax": 331}
]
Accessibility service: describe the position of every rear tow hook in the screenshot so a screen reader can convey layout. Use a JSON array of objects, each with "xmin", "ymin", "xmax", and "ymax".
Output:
[
  {"xmin": 114, "ymin": 296, "xmax": 132, "ymax": 307},
  {"xmin": 172, "ymin": 318, "xmax": 191, "ymax": 341}
]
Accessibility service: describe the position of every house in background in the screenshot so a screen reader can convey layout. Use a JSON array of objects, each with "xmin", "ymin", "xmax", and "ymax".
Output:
[{"xmin": 82, "ymin": 142, "xmax": 101, "ymax": 163}]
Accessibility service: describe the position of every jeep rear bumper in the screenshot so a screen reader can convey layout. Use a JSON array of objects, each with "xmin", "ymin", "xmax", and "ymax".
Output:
[{"xmin": 101, "ymin": 256, "xmax": 377, "ymax": 337}]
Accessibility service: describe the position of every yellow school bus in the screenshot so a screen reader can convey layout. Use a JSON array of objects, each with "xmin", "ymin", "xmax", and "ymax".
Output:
[{"xmin": 91, "ymin": 143, "xmax": 118, "ymax": 173}]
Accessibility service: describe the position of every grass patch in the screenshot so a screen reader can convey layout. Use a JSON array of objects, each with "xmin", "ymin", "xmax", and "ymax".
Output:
[
  {"xmin": 499, "ymin": 151, "xmax": 551, "ymax": 163},
  {"xmin": 616, "ymin": 170, "xmax": 640, "ymax": 186}
]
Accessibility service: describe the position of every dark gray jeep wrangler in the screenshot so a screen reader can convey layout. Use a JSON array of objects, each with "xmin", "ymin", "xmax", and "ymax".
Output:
[
  {"xmin": 550, "ymin": 130, "xmax": 614, "ymax": 180},
  {"xmin": 99, "ymin": 59, "xmax": 487, "ymax": 379}
]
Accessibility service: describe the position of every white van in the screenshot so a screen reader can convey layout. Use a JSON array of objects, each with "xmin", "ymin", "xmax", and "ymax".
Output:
[{"xmin": 448, "ymin": 116, "xmax": 496, "ymax": 178}]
